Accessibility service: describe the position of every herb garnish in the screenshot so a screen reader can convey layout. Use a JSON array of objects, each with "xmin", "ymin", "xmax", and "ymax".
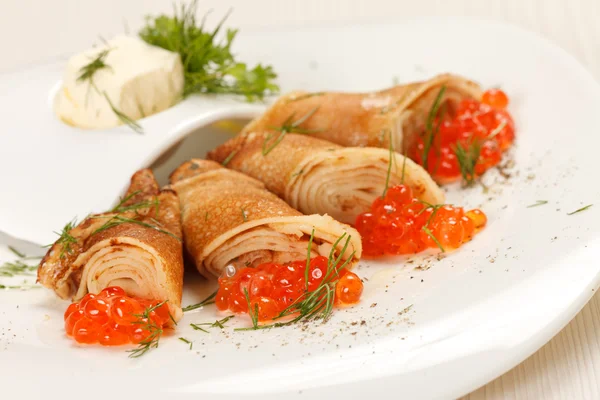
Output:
[
  {"xmin": 241, "ymin": 208, "xmax": 248, "ymax": 222},
  {"xmin": 76, "ymin": 48, "xmax": 142, "ymax": 134},
  {"xmin": 139, "ymin": 0, "xmax": 278, "ymax": 100},
  {"xmin": 416, "ymin": 200, "xmax": 447, "ymax": 253},
  {"xmin": 190, "ymin": 315, "xmax": 235, "ymax": 333},
  {"xmin": 8, "ymin": 246, "xmax": 25, "ymax": 259},
  {"xmin": 567, "ymin": 204, "xmax": 593, "ymax": 215},
  {"xmin": 236, "ymin": 232, "xmax": 355, "ymax": 331},
  {"xmin": 0, "ymin": 260, "xmax": 39, "ymax": 278},
  {"xmin": 527, "ymin": 200, "xmax": 548, "ymax": 208},
  {"xmin": 452, "ymin": 140, "xmax": 481, "ymax": 186},
  {"xmin": 287, "ymin": 92, "xmax": 325, "ymax": 102},
  {"xmin": 421, "ymin": 86, "xmax": 447, "ymax": 170},
  {"xmin": 422, "ymin": 227, "xmax": 445, "ymax": 253},
  {"xmin": 47, "ymin": 219, "xmax": 78, "ymax": 258},
  {"xmin": 0, "ymin": 248, "xmax": 41, "ymax": 289},
  {"xmin": 111, "ymin": 190, "xmax": 159, "ymax": 215},
  {"xmin": 127, "ymin": 300, "xmax": 168, "ymax": 358},
  {"xmin": 103, "ymin": 92, "xmax": 144, "ymax": 134},
  {"xmin": 179, "ymin": 337, "xmax": 193, "ymax": 350},
  {"xmin": 304, "ymin": 229, "xmax": 315, "ymax": 291},
  {"xmin": 400, "ymin": 149, "xmax": 408, "ymax": 184},
  {"xmin": 182, "ymin": 290, "xmax": 217, "ymax": 312},
  {"xmin": 381, "ymin": 131, "xmax": 395, "ymax": 198},
  {"xmin": 243, "ymin": 288, "xmax": 260, "ymax": 330},
  {"xmin": 262, "ymin": 106, "xmax": 323, "ymax": 156},
  {"xmin": 77, "ymin": 49, "xmax": 113, "ymax": 85},
  {"xmin": 221, "ymin": 150, "xmax": 238, "ymax": 166},
  {"xmin": 91, "ymin": 215, "xmax": 181, "ymax": 241}
]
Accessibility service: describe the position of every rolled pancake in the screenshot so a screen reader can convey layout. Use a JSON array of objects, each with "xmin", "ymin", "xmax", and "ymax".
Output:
[
  {"xmin": 169, "ymin": 159, "xmax": 362, "ymax": 278},
  {"xmin": 38, "ymin": 169, "xmax": 184, "ymax": 321},
  {"xmin": 207, "ymin": 133, "xmax": 444, "ymax": 225},
  {"xmin": 242, "ymin": 73, "xmax": 481, "ymax": 152}
]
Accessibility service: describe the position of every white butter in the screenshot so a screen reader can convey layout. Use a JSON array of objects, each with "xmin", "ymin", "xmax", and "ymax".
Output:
[{"xmin": 54, "ymin": 35, "xmax": 184, "ymax": 130}]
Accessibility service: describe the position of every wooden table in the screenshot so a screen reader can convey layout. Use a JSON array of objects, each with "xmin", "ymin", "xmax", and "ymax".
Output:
[{"xmin": 1, "ymin": 0, "xmax": 598, "ymax": 398}]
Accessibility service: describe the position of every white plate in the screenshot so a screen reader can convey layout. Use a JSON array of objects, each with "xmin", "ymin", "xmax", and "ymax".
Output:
[{"xmin": 1, "ymin": 17, "xmax": 600, "ymax": 400}]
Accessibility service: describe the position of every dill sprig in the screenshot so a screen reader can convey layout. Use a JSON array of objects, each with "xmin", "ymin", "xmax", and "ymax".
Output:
[
  {"xmin": 221, "ymin": 150, "xmax": 238, "ymax": 166},
  {"xmin": 0, "ymin": 260, "xmax": 38, "ymax": 278},
  {"xmin": 416, "ymin": 200, "xmax": 447, "ymax": 253},
  {"xmin": 91, "ymin": 215, "xmax": 181, "ymax": 241},
  {"xmin": 243, "ymin": 288, "xmax": 260, "ymax": 329},
  {"xmin": 182, "ymin": 289, "xmax": 217, "ymax": 312},
  {"xmin": 46, "ymin": 219, "xmax": 78, "ymax": 258},
  {"xmin": 527, "ymin": 200, "xmax": 548, "ymax": 208},
  {"xmin": 0, "ymin": 283, "xmax": 41, "ymax": 290},
  {"xmin": 400, "ymin": 149, "xmax": 408, "ymax": 184},
  {"xmin": 139, "ymin": 0, "xmax": 278, "ymax": 101},
  {"xmin": 103, "ymin": 92, "xmax": 143, "ymax": 134},
  {"xmin": 304, "ymin": 229, "xmax": 315, "ymax": 291},
  {"xmin": 111, "ymin": 190, "xmax": 160, "ymax": 215},
  {"xmin": 179, "ymin": 337, "xmax": 193, "ymax": 350},
  {"xmin": 287, "ymin": 92, "xmax": 325, "ymax": 102},
  {"xmin": 422, "ymin": 227, "xmax": 445, "ymax": 253},
  {"xmin": 381, "ymin": 130, "xmax": 395, "ymax": 198},
  {"xmin": 127, "ymin": 301, "xmax": 168, "ymax": 358},
  {"xmin": 76, "ymin": 49, "xmax": 142, "ymax": 134},
  {"xmin": 421, "ymin": 86, "xmax": 447, "ymax": 170},
  {"xmin": 452, "ymin": 140, "xmax": 481, "ymax": 186},
  {"xmin": 77, "ymin": 49, "xmax": 113, "ymax": 84},
  {"xmin": 190, "ymin": 315, "xmax": 235, "ymax": 333},
  {"xmin": 567, "ymin": 204, "xmax": 593, "ymax": 215},
  {"xmin": 1, "ymin": 248, "xmax": 41, "ymax": 288},
  {"xmin": 236, "ymin": 232, "xmax": 355, "ymax": 331},
  {"xmin": 8, "ymin": 246, "xmax": 25, "ymax": 258},
  {"xmin": 262, "ymin": 106, "xmax": 322, "ymax": 156}
]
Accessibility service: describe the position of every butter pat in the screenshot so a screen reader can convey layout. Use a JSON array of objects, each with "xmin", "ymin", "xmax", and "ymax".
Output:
[{"xmin": 55, "ymin": 35, "xmax": 184, "ymax": 130}]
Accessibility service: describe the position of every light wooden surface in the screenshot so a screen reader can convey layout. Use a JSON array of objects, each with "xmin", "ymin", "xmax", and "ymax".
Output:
[{"xmin": 1, "ymin": 1, "xmax": 599, "ymax": 398}]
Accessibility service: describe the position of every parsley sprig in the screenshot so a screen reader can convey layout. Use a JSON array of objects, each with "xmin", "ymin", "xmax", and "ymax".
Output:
[{"xmin": 139, "ymin": 0, "xmax": 278, "ymax": 100}]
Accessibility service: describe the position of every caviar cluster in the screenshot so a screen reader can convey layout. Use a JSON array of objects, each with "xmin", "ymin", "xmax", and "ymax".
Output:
[
  {"xmin": 356, "ymin": 184, "xmax": 487, "ymax": 257},
  {"xmin": 411, "ymin": 89, "xmax": 515, "ymax": 183},
  {"xmin": 215, "ymin": 256, "xmax": 363, "ymax": 321},
  {"xmin": 64, "ymin": 286, "xmax": 171, "ymax": 345}
]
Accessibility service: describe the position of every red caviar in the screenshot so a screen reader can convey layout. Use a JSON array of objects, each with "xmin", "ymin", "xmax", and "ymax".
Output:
[
  {"xmin": 63, "ymin": 286, "xmax": 170, "ymax": 346},
  {"xmin": 411, "ymin": 89, "xmax": 515, "ymax": 183},
  {"xmin": 216, "ymin": 256, "xmax": 363, "ymax": 321},
  {"xmin": 356, "ymin": 184, "xmax": 486, "ymax": 257}
]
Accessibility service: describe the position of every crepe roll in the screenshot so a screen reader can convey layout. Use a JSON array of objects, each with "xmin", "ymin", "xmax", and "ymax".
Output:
[
  {"xmin": 169, "ymin": 159, "xmax": 361, "ymax": 278},
  {"xmin": 38, "ymin": 169, "xmax": 184, "ymax": 321},
  {"xmin": 242, "ymin": 73, "xmax": 481, "ymax": 152},
  {"xmin": 207, "ymin": 133, "xmax": 444, "ymax": 225}
]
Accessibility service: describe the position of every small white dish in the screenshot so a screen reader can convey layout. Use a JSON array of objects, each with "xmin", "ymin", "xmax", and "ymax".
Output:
[{"xmin": 1, "ymin": 17, "xmax": 600, "ymax": 400}]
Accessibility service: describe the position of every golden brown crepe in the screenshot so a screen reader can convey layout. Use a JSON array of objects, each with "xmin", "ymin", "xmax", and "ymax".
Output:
[
  {"xmin": 242, "ymin": 73, "xmax": 481, "ymax": 153},
  {"xmin": 169, "ymin": 159, "xmax": 362, "ymax": 278},
  {"xmin": 207, "ymin": 133, "xmax": 444, "ymax": 225},
  {"xmin": 38, "ymin": 169, "xmax": 184, "ymax": 321}
]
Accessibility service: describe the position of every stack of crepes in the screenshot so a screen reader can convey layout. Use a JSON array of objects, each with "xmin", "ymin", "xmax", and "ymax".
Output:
[
  {"xmin": 207, "ymin": 133, "xmax": 444, "ymax": 225},
  {"xmin": 169, "ymin": 159, "xmax": 362, "ymax": 278},
  {"xmin": 242, "ymin": 73, "xmax": 481, "ymax": 153},
  {"xmin": 38, "ymin": 169, "xmax": 184, "ymax": 321}
]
